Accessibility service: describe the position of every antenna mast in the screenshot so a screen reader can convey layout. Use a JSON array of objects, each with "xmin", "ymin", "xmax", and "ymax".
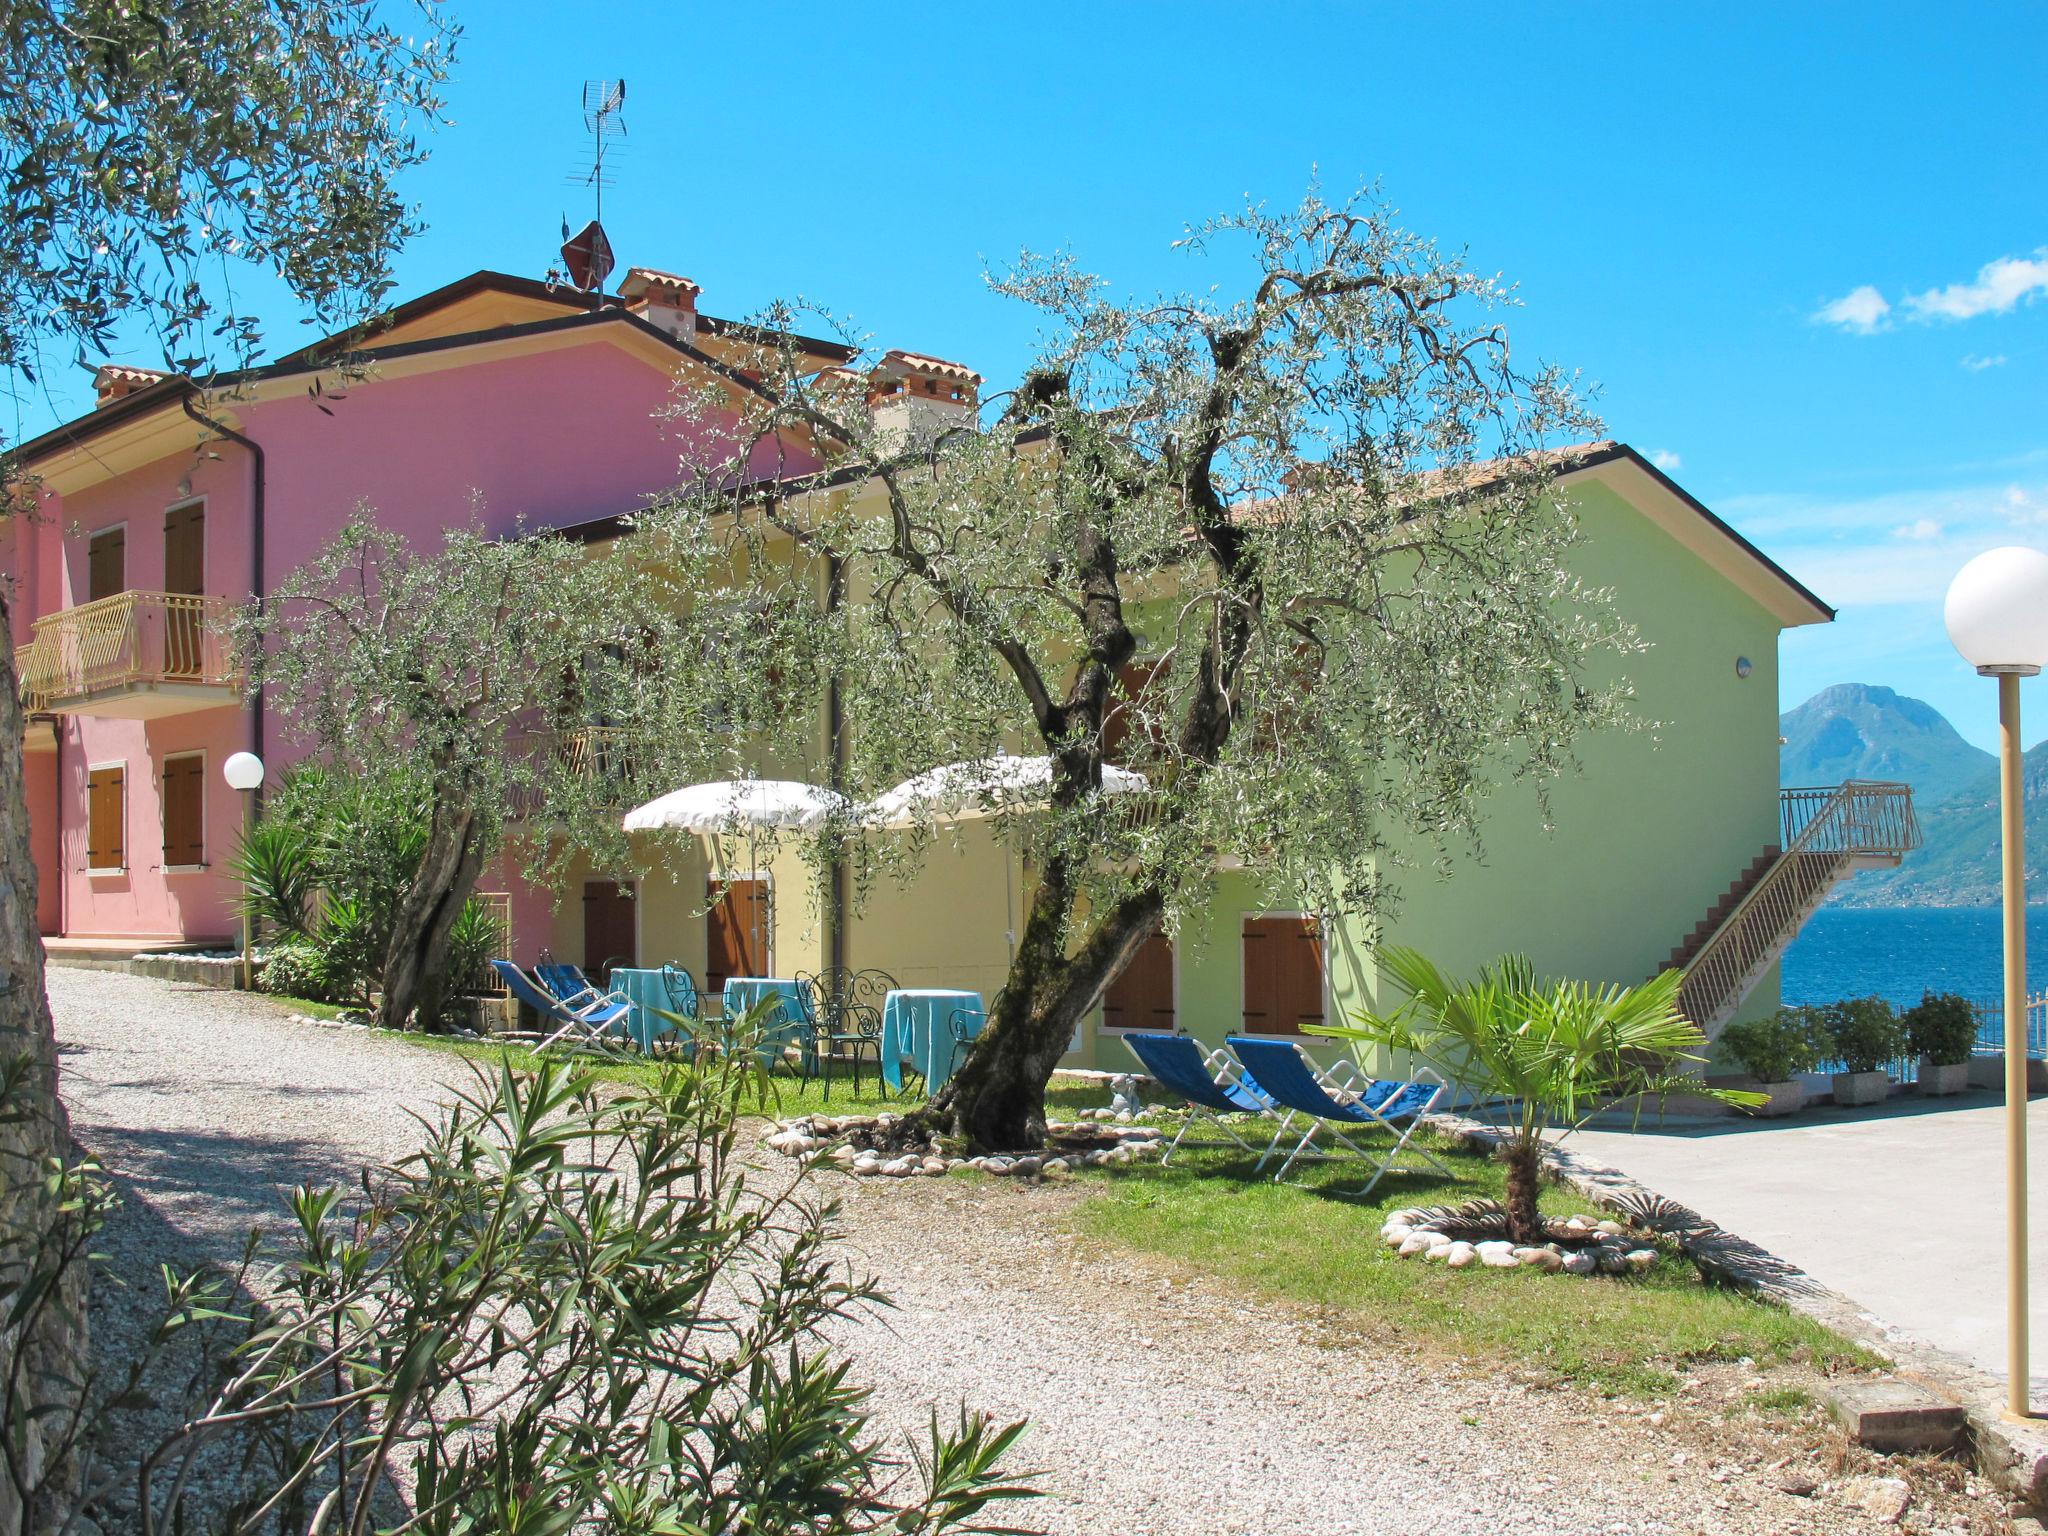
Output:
[{"xmin": 560, "ymin": 79, "xmax": 625, "ymax": 292}]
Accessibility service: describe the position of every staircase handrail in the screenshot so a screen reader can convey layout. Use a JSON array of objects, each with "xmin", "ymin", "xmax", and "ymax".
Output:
[{"xmin": 1680, "ymin": 781, "xmax": 1920, "ymax": 1027}]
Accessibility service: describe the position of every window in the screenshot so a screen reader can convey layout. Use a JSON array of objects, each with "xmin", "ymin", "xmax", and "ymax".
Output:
[
  {"xmin": 1102, "ymin": 926, "xmax": 1175, "ymax": 1032},
  {"xmin": 86, "ymin": 765, "xmax": 125, "ymax": 871},
  {"xmin": 87, "ymin": 526, "xmax": 125, "ymax": 603},
  {"xmin": 161, "ymin": 753, "xmax": 205, "ymax": 868},
  {"xmin": 1241, "ymin": 914, "xmax": 1325, "ymax": 1035}
]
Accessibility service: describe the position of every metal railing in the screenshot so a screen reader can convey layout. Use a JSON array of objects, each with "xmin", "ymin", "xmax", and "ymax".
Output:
[
  {"xmin": 22, "ymin": 590, "xmax": 237, "ymax": 709},
  {"xmin": 1971, "ymin": 990, "xmax": 2048, "ymax": 1061},
  {"xmin": 1681, "ymin": 781, "xmax": 1920, "ymax": 1030}
]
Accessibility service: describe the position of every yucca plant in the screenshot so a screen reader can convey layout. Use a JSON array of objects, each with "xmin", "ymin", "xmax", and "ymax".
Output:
[
  {"xmin": 1316, "ymin": 948, "xmax": 1763, "ymax": 1244},
  {"xmin": 225, "ymin": 818, "xmax": 318, "ymax": 939}
]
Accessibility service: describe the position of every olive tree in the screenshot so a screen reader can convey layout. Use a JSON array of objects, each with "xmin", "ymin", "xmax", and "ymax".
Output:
[
  {"xmin": 244, "ymin": 512, "xmax": 754, "ymax": 1030},
  {"xmin": 659, "ymin": 187, "xmax": 1634, "ymax": 1151},
  {"xmin": 0, "ymin": 6, "xmax": 452, "ymax": 1524}
]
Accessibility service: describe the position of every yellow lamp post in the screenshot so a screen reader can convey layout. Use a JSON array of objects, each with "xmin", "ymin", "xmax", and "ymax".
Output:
[
  {"xmin": 1944, "ymin": 545, "xmax": 2048, "ymax": 1419},
  {"xmin": 222, "ymin": 750, "xmax": 266, "ymax": 991}
]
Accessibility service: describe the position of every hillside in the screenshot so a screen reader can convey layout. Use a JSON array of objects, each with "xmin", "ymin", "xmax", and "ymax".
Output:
[{"xmin": 1779, "ymin": 684, "xmax": 2046, "ymax": 907}]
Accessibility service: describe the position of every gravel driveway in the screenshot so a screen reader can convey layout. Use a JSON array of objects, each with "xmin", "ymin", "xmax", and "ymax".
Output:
[{"xmin": 51, "ymin": 968, "xmax": 1995, "ymax": 1535}]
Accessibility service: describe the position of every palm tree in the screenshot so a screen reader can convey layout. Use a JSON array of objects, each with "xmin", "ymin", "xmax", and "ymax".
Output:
[{"xmin": 1317, "ymin": 949, "xmax": 1762, "ymax": 1244}]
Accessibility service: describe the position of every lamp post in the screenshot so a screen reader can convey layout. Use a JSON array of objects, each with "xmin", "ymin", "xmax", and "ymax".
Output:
[
  {"xmin": 1945, "ymin": 545, "xmax": 2048, "ymax": 1419},
  {"xmin": 222, "ymin": 751, "xmax": 266, "ymax": 991}
]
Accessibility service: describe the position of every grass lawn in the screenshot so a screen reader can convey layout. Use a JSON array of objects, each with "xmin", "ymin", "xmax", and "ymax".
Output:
[{"xmin": 1068, "ymin": 1136, "xmax": 1877, "ymax": 1398}]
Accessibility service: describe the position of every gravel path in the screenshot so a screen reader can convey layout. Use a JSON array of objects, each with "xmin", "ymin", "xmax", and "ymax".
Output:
[{"xmin": 51, "ymin": 968, "xmax": 1998, "ymax": 1535}]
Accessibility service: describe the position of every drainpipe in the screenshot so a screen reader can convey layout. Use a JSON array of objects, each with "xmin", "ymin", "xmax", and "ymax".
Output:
[
  {"xmin": 826, "ymin": 551, "xmax": 846, "ymax": 973},
  {"xmin": 179, "ymin": 396, "xmax": 265, "ymax": 770}
]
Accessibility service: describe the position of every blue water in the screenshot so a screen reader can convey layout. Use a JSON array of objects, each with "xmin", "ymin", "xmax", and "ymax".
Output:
[{"xmin": 1782, "ymin": 906, "xmax": 2048, "ymax": 1009}]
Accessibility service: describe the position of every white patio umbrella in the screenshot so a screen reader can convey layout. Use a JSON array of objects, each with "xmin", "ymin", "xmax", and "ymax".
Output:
[
  {"xmin": 624, "ymin": 779, "xmax": 849, "ymax": 973},
  {"xmin": 863, "ymin": 755, "xmax": 1150, "ymax": 961}
]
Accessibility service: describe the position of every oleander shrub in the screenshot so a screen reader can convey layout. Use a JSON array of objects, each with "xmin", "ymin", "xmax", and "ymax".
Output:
[
  {"xmin": 1904, "ymin": 990, "xmax": 1979, "ymax": 1067},
  {"xmin": 1820, "ymin": 996, "xmax": 1905, "ymax": 1074},
  {"xmin": 1718, "ymin": 1006, "xmax": 1826, "ymax": 1084},
  {"xmin": 8, "ymin": 1047, "xmax": 1038, "ymax": 1533}
]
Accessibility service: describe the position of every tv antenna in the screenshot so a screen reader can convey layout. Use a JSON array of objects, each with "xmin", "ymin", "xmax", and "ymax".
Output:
[
  {"xmin": 559, "ymin": 79, "xmax": 626, "ymax": 291},
  {"xmin": 577, "ymin": 79, "xmax": 627, "ymax": 227}
]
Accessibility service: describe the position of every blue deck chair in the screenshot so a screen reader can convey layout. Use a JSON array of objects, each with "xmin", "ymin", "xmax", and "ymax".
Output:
[
  {"xmin": 1122, "ymin": 1033, "xmax": 1290, "ymax": 1162},
  {"xmin": 536, "ymin": 961, "xmax": 602, "ymax": 1011},
  {"xmin": 1226, "ymin": 1036, "xmax": 1451, "ymax": 1196},
  {"xmin": 492, "ymin": 960, "xmax": 629, "ymax": 1050}
]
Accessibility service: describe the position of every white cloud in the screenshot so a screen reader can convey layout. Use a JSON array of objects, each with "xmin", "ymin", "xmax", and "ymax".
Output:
[
  {"xmin": 1891, "ymin": 518, "xmax": 1944, "ymax": 541},
  {"xmin": 1961, "ymin": 353, "xmax": 2009, "ymax": 371},
  {"xmin": 1649, "ymin": 448, "xmax": 1681, "ymax": 471},
  {"xmin": 1905, "ymin": 249, "xmax": 2048, "ymax": 322},
  {"xmin": 1813, "ymin": 284, "xmax": 1891, "ymax": 334}
]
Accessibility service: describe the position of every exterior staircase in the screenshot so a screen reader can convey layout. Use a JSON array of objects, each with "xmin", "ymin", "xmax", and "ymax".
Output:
[{"xmin": 1673, "ymin": 781, "xmax": 1920, "ymax": 1036}]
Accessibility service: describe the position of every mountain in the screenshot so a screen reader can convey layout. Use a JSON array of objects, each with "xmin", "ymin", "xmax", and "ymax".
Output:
[
  {"xmin": 1779, "ymin": 684, "xmax": 2047, "ymax": 907},
  {"xmin": 1780, "ymin": 683, "xmax": 1993, "ymax": 807}
]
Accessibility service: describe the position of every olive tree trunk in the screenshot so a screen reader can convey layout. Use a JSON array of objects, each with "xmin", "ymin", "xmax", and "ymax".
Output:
[
  {"xmin": 376, "ymin": 800, "xmax": 488, "ymax": 1031},
  {"xmin": 926, "ymin": 859, "xmax": 1162, "ymax": 1151},
  {"xmin": 0, "ymin": 588, "xmax": 87, "ymax": 1530}
]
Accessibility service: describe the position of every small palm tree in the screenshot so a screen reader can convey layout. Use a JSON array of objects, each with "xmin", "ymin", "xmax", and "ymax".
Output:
[{"xmin": 1315, "ymin": 948, "xmax": 1762, "ymax": 1244}]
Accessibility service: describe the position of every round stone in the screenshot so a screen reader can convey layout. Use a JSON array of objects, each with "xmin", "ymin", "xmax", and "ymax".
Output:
[
  {"xmin": 1445, "ymin": 1242, "xmax": 1478, "ymax": 1268},
  {"xmin": 1562, "ymin": 1250, "xmax": 1597, "ymax": 1275}
]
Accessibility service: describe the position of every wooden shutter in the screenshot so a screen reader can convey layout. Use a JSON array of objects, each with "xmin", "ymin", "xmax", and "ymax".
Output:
[
  {"xmin": 705, "ymin": 878, "xmax": 766, "ymax": 993},
  {"xmin": 1103, "ymin": 927, "xmax": 1175, "ymax": 1031},
  {"xmin": 164, "ymin": 502, "xmax": 204, "ymax": 595},
  {"xmin": 1242, "ymin": 915, "xmax": 1324, "ymax": 1034},
  {"xmin": 161, "ymin": 756, "xmax": 204, "ymax": 866},
  {"xmin": 1104, "ymin": 659, "xmax": 1166, "ymax": 766},
  {"xmin": 86, "ymin": 767, "xmax": 125, "ymax": 870},
  {"xmin": 581, "ymin": 881, "xmax": 637, "ymax": 977},
  {"xmin": 87, "ymin": 528, "xmax": 125, "ymax": 602}
]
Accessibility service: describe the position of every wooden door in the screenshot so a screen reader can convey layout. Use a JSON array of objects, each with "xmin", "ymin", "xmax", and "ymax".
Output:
[
  {"xmin": 581, "ymin": 880, "xmax": 636, "ymax": 981},
  {"xmin": 1241, "ymin": 915, "xmax": 1325, "ymax": 1035},
  {"xmin": 163, "ymin": 502, "xmax": 204, "ymax": 676},
  {"xmin": 1103, "ymin": 927, "xmax": 1175, "ymax": 1032},
  {"xmin": 705, "ymin": 878, "xmax": 767, "ymax": 994}
]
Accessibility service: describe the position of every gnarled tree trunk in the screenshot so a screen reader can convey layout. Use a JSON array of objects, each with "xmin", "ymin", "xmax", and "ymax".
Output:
[
  {"xmin": 376, "ymin": 799, "xmax": 488, "ymax": 1031},
  {"xmin": 0, "ymin": 587, "xmax": 87, "ymax": 1530},
  {"xmin": 927, "ymin": 862, "xmax": 1162, "ymax": 1151}
]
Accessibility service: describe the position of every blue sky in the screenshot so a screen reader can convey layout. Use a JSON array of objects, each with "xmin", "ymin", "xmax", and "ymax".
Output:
[{"xmin": 14, "ymin": 2, "xmax": 2047, "ymax": 747}]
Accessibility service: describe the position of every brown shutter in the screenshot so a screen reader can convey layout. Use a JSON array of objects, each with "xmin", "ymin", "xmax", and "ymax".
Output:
[
  {"xmin": 164, "ymin": 502, "xmax": 204, "ymax": 595},
  {"xmin": 87, "ymin": 767, "xmax": 125, "ymax": 869},
  {"xmin": 87, "ymin": 528, "xmax": 125, "ymax": 602},
  {"xmin": 1243, "ymin": 916, "xmax": 1323, "ymax": 1034},
  {"xmin": 162, "ymin": 756, "xmax": 204, "ymax": 866},
  {"xmin": 1104, "ymin": 927, "xmax": 1174, "ymax": 1031}
]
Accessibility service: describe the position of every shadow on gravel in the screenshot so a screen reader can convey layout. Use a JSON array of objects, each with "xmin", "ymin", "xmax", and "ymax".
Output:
[{"xmin": 80, "ymin": 1121, "xmax": 363, "ymax": 1241}]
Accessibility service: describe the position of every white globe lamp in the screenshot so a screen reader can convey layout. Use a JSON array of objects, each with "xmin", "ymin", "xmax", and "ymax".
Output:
[
  {"xmin": 1945, "ymin": 545, "xmax": 2048, "ymax": 1419},
  {"xmin": 223, "ymin": 751, "xmax": 266, "ymax": 991},
  {"xmin": 223, "ymin": 751, "xmax": 266, "ymax": 792}
]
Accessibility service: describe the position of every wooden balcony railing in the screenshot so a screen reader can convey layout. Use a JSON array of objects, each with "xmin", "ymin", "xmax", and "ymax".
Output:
[
  {"xmin": 21, "ymin": 591, "xmax": 238, "ymax": 715},
  {"xmin": 506, "ymin": 726, "xmax": 651, "ymax": 816},
  {"xmin": 1680, "ymin": 781, "xmax": 1919, "ymax": 1031}
]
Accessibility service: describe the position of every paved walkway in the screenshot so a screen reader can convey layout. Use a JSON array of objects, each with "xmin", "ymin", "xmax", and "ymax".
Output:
[{"xmin": 1572, "ymin": 1086, "xmax": 2048, "ymax": 1394}]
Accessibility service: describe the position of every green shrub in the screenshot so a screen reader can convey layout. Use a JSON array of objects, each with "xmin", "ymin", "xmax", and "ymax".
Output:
[
  {"xmin": 257, "ymin": 937, "xmax": 342, "ymax": 1004},
  {"xmin": 1904, "ymin": 990, "xmax": 1979, "ymax": 1067},
  {"xmin": 446, "ymin": 893, "xmax": 506, "ymax": 997},
  {"xmin": 1820, "ymin": 996, "xmax": 1905, "ymax": 1074},
  {"xmin": 1719, "ymin": 1006, "xmax": 1825, "ymax": 1083},
  {"xmin": 227, "ymin": 817, "xmax": 318, "ymax": 938}
]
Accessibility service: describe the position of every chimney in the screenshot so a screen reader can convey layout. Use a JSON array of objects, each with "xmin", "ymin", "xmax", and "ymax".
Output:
[
  {"xmin": 867, "ymin": 350, "xmax": 980, "ymax": 452},
  {"xmin": 619, "ymin": 267, "xmax": 702, "ymax": 340},
  {"xmin": 93, "ymin": 364, "xmax": 167, "ymax": 408}
]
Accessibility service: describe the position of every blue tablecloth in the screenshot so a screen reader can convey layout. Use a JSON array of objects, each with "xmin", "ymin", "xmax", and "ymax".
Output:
[
  {"xmin": 721, "ymin": 977, "xmax": 817, "ymax": 1071},
  {"xmin": 611, "ymin": 968, "xmax": 694, "ymax": 1052},
  {"xmin": 880, "ymin": 989, "xmax": 985, "ymax": 1093}
]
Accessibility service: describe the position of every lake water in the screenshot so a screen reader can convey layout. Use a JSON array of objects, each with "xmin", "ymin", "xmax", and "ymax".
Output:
[{"xmin": 1781, "ymin": 905, "xmax": 2048, "ymax": 1008}]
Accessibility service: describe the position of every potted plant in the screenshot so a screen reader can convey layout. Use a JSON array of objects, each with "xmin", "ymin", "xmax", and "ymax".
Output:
[
  {"xmin": 1903, "ymin": 990, "xmax": 1978, "ymax": 1096},
  {"xmin": 1821, "ymin": 996, "xmax": 1905, "ymax": 1106},
  {"xmin": 1717, "ymin": 1006, "xmax": 1824, "ymax": 1116}
]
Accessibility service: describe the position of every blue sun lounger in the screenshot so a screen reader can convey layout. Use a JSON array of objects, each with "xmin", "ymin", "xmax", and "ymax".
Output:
[
  {"xmin": 1121, "ymin": 1032, "xmax": 1290, "ymax": 1162},
  {"xmin": 493, "ymin": 960, "xmax": 630, "ymax": 1050},
  {"xmin": 536, "ymin": 961, "xmax": 603, "ymax": 1011},
  {"xmin": 1226, "ymin": 1036, "xmax": 1451, "ymax": 1196}
]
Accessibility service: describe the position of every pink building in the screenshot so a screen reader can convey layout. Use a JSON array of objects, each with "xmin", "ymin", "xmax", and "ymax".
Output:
[{"xmin": 3, "ymin": 267, "xmax": 860, "ymax": 960}]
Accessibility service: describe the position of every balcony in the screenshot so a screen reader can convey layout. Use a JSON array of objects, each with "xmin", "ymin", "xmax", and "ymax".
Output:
[
  {"xmin": 18, "ymin": 591, "xmax": 240, "ymax": 719},
  {"xmin": 506, "ymin": 726, "xmax": 653, "ymax": 817}
]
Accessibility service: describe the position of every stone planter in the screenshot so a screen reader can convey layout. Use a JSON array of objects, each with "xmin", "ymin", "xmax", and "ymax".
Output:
[
  {"xmin": 1830, "ymin": 1069, "xmax": 1891, "ymax": 1107},
  {"xmin": 1749, "ymin": 1079, "xmax": 1808, "ymax": 1117},
  {"xmin": 1917, "ymin": 1058, "xmax": 1971, "ymax": 1097}
]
